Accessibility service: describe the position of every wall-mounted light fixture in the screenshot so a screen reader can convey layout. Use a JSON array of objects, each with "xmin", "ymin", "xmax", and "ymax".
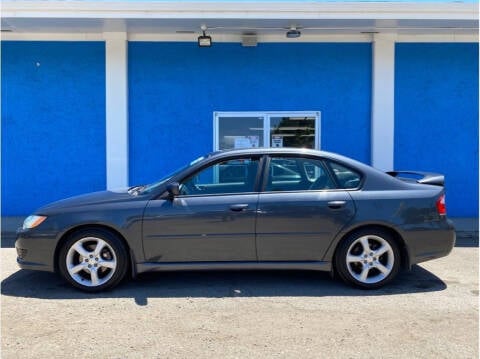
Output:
[
  {"xmin": 242, "ymin": 33, "xmax": 257, "ymax": 47},
  {"xmin": 286, "ymin": 26, "xmax": 301, "ymax": 38},
  {"xmin": 198, "ymin": 25, "xmax": 212, "ymax": 47}
]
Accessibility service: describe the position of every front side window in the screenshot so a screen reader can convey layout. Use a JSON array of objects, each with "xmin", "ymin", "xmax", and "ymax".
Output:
[
  {"xmin": 265, "ymin": 157, "xmax": 335, "ymax": 192},
  {"xmin": 179, "ymin": 157, "xmax": 260, "ymax": 196}
]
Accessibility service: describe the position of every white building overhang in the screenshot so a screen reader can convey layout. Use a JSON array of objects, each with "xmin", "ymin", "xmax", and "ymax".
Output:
[{"xmin": 1, "ymin": 1, "xmax": 478, "ymax": 40}]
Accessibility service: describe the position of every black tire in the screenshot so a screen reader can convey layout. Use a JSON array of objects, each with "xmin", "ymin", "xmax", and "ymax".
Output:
[
  {"xmin": 334, "ymin": 228, "xmax": 401, "ymax": 289},
  {"xmin": 58, "ymin": 229, "xmax": 129, "ymax": 292}
]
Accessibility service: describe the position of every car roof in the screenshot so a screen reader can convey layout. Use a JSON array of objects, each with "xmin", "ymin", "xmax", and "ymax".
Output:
[{"xmin": 210, "ymin": 147, "xmax": 335, "ymax": 158}]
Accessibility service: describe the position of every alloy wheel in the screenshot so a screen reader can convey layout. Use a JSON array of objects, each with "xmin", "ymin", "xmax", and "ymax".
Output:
[
  {"xmin": 65, "ymin": 237, "xmax": 117, "ymax": 287},
  {"xmin": 345, "ymin": 235, "xmax": 394, "ymax": 284}
]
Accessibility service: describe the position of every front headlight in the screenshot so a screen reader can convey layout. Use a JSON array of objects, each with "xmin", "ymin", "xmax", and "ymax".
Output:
[{"xmin": 23, "ymin": 215, "xmax": 47, "ymax": 229}]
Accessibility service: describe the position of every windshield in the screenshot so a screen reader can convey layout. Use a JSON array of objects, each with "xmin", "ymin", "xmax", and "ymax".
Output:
[{"xmin": 137, "ymin": 156, "xmax": 206, "ymax": 194}]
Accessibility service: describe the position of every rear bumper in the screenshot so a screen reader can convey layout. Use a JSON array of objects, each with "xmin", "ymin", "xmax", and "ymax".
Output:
[{"xmin": 402, "ymin": 218, "xmax": 456, "ymax": 266}]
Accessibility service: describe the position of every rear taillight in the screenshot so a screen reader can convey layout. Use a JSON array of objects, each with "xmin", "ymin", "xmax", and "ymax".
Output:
[{"xmin": 436, "ymin": 194, "xmax": 446, "ymax": 215}]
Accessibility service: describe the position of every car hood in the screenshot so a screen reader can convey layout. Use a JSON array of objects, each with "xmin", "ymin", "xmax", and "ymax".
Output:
[{"xmin": 36, "ymin": 188, "xmax": 139, "ymax": 214}]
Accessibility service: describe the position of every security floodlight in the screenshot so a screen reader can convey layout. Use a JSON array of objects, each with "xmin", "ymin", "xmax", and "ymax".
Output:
[
  {"xmin": 286, "ymin": 26, "xmax": 301, "ymax": 38},
  {"xmin": 198, "ymin": 25, "xmax": 212, "ymax": 47}
]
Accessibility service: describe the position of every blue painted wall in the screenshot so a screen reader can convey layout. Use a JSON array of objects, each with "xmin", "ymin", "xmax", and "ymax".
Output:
[
  {"xmin": 395, "ymin": 43, "xmax": 479, "ymax": 217},
  {"xmin": 1, "ymin": 41, "xmax": 106, "ymax": 215},
  {"xmin": 129, "ymin": 42, "xmax": 372, "ymax": 185}
]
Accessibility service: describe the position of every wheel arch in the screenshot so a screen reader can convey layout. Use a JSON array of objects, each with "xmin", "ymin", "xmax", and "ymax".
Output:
[
  {"xmin": 54, "ymin": 224, "xmax": 134, "ymax": 276},
  {"xmin": 330, "ymin": 224, "xmax": 410, "ymax": 271}
]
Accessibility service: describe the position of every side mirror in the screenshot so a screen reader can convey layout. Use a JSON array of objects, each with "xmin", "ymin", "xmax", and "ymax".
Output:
[{"xmin": 166, "ymin": 182, "xmax": 180, "ymax": 198}]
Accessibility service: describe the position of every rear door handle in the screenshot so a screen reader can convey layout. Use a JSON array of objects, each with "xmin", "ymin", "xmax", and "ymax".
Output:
[
  {"xmin": 230, "ymin": 204, "xmax": 249, "ymax": 212},
  {"xmin": 328, "ymin": 200, "xmax": 346, "ymax": 209}
]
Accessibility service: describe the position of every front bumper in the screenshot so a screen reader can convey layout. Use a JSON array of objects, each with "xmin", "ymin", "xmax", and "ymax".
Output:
[{"xmin": 15, "ymin": 228, "xmax": 57, "ymax": 272}]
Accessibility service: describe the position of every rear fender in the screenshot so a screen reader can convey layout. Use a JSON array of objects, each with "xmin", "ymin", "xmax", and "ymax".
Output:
[{"xmin": 322, "ymin": 221, "xmax": 411, "ymax": 269}]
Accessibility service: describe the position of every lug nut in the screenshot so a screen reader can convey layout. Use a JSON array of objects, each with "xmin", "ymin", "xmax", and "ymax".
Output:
[
  {"xmin": 88, "ymin": 264, "xmax": 92, "ymax": 268},
  {"xmin": 85, "ymin": 259, "xmax": 88, "ymax": 262},
  {"xmin": 95, "ymin": 257, "xmax": 99, "ymax": 261},
  {"xmin": 89, "ymin": 255, "xmax": 93, "ymax": 258},
  {"xmin": 94, "ymin": 264, "xmax": 98, "ymax": 267}
]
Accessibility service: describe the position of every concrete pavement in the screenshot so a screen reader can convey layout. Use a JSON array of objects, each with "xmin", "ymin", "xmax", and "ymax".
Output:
[{"xmin": 1, "ymin": 244, "xmax": 478, "ymax": 358}]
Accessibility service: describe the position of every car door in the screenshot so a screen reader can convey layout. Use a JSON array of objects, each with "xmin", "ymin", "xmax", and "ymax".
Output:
[
  {"xmin": 255, "ymin": 156, "xmax": 356, "ymax": 261},
  {"xmin": 142, "ymin": 156, "xmax": 261, "ymax": 262}
]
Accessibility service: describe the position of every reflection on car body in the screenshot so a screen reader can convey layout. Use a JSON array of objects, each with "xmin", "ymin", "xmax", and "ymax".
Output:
[{"xmin": 16, "ymin": 148, "xmax": 455, "ymax": 292}]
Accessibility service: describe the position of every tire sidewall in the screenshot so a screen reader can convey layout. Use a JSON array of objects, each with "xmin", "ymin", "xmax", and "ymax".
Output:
[
  {"xmin": 58, "ymin": 229, "xmax": 128, "ymax": 292},
  {"xmin": 335, "ymin": 229, "xmax": 400, "ymax": 289}
]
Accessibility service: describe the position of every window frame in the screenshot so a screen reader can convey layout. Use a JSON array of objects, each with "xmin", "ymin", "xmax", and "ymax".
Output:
[{"xmin": 213, "ymin": 111, "xmax": 321, "ymax": 151}]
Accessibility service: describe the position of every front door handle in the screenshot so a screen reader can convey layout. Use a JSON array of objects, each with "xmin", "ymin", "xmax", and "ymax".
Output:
[
  {"xmin": 230, "ymin": 204, "xmax": 249, "ymax": 212},
  {"xmin": 328, "ymin": 200, "xmax": 346, "ymax": 209}
]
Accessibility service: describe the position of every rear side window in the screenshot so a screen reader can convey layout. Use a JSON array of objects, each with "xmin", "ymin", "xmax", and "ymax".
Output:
[
  {"xmin": 327, "ymin": 161, "xmax": 362, "ymax": 189},
  {"xmin": 265, "ymin": 156, "xmax": 335, "ymax": 192}
]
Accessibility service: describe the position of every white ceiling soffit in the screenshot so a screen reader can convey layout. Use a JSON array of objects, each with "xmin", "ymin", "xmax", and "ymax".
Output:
[
  {"xmin": 1, "ymin": 1, "xmax": 477, "ymax": 37},
  {"xmin": 1, "ymin": 18, "xmax": 478, "ymax": 34},
  {"xmin": 1, "ymin": 1, "xmax": 478, "ymax": 21}
]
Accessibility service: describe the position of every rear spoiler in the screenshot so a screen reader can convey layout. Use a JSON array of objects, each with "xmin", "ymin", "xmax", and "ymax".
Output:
[{"xmin": 386, "ymin": 171, "xmax": 444, "ymax": 186}]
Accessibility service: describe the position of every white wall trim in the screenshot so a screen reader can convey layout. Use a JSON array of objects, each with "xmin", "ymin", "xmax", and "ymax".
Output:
[
  {"xmin": 0, "ymin": 32, "xmax": 372, "ymax": 42},
  {"xmin": 396, "ymin": 33, "xmax": 479, "ymax": 42},
  {"xmin": 2, "ymin": 1, "xmax": 477, "ymax": 21},
  {"xmin": 1, "ymin": 32, "xmax": 106, "ymax": 41},
  {"xmin": 128, "ymin": 32, "xmax": 372, "ymax": 42},
  {"xmin": 4, "ymin": 31, "xmax": 478, "ymax": 43},
  {"xmin": 105, "ymin": 32, "xmax": 129, "ymax": 189},
  {"xmin": 371, "ymin": 33, "xmax": 395, "ymax": 171}
]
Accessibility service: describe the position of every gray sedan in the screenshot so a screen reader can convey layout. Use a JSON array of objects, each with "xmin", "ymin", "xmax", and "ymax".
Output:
[{"xmin": 16, "ymin": 148, "xmax": 455, "ymax": 292}]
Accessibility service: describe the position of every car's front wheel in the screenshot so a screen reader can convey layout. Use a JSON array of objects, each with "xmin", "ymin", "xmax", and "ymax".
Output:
[
  {"xmin": 58, "ymin": 229, "xmax": 128, "ymax": 292},
  {"xmin": 335, "ymin": 229, "xmax": 400, "ymax": 289}
]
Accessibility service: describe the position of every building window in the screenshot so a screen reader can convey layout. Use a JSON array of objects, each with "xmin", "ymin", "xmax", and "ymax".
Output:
[{"xmin": 213, "ymin": 111, "xmax": 320, "ymax": 151}]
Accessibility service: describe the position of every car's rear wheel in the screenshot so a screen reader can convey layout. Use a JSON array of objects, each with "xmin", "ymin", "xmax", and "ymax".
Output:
[
  {"xmin": 58, "ymin": 229, "xmax": 128, "ymax": 292},
  {"xmin": 335, "ymin": 229, "xmax": 400, "ymax": 289}
]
